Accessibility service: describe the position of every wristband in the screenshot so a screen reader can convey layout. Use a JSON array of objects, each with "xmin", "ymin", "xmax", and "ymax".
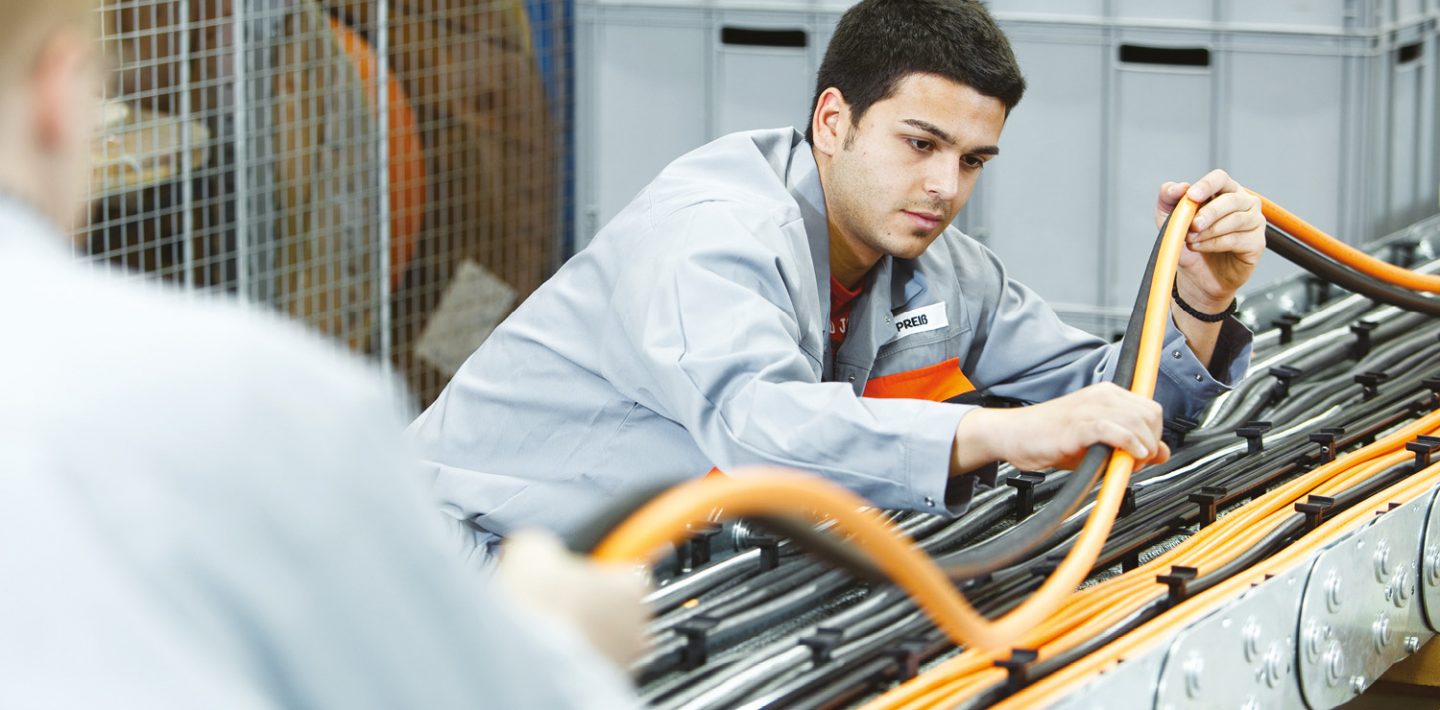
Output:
[{"xmin": 1172, "ymin": 283, "xmax": 1237, "ymax": 323}]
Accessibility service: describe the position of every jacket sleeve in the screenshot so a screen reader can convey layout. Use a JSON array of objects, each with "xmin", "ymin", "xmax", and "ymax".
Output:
[
  {"xmin": 600, "ymin": 204, "xmax": 973, "ymax": 513},
  {"xmin": 960, "ymin": 241, "xmax": 1253, "ymax": 422}
]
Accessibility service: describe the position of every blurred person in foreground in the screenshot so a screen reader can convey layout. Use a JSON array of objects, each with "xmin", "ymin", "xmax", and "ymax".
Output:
[{"xmin": 0, "ymin": 1, "xmax": 644, "ymax": 706}]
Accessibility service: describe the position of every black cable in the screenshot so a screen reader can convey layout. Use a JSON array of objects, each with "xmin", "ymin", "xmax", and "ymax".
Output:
[
  {"xmin": 929, "ymin": 215, "xmax": 1178, "ymax": 578},
  {"xmin": 1267, "ymin": 225, "xmax": 1440, "ymax": 316}
]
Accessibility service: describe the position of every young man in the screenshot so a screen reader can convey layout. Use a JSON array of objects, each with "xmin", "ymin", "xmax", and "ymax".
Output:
[
  {"xmin": 0, "ymin": 0, "xmax": 642, "ymax": 706},
  {"xmin": 410, "ymin": 0, "xmax": 1261, "ymax": 559}
]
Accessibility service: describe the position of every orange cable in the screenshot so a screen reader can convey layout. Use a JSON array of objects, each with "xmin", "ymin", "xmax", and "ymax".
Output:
[
  {"xmin": 998, "ymin": 457, "xmax": 1440, "ymax": 708},
  {"xmin": 869, "ymin": 413, "xmax": 1440, "ymax": 709},
  {"xmin": 1256, "ymin": 191, "xmax": 1440, "ymax": 293}
]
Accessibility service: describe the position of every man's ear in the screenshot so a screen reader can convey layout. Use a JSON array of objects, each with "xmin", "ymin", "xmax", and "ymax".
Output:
[
  {"xmin": 30, "ymin": 31, "xmax": 93, "ymax": 155},
  {"xmin": 810, "ymin": 87, "xmax": 849, "ymax": 157}
]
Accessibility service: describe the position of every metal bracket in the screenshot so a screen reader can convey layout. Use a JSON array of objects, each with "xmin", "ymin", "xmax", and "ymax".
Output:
[
  {"xmin": 1153, "ymin": 561, "xmax": 1309, "ymax": 709},
  {"xmin": 1416, "ymin": 486, "xmax": 1440, "ymax": 632},
  {"xmin": 1048, "ymin": 641, "xmax": 1166, "ymax": 710},
  {"xmin": 1295, "ymin": 490, "xmax": 1434, "ymax": 707}
]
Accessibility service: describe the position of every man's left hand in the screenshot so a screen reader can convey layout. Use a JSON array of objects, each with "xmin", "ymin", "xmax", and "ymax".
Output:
[{"xmin": 1154, "ymin": 169, "xmax": 1265, "ymax": 313}]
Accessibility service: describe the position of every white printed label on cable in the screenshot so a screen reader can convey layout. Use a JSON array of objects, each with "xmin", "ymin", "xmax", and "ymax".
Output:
[{"xmin": 892, "ymin": 302, "xmax": 948, "ymax": 339}]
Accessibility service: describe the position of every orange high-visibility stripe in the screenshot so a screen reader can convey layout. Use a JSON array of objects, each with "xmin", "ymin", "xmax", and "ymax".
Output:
[{"xmin": 863, "ymin": 357, "xmax": 976, "ymax": 402}]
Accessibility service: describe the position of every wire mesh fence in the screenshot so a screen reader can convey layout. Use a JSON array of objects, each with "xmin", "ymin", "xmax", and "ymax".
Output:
[{"xmin": 89, "ymin": 0, "xmax": 569, "ymax": 406}]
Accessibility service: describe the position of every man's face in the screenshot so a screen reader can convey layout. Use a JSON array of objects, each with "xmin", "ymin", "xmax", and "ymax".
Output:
[{"xmin": 819, "ymin": 73, "xmax": 1006, "ymax": 265}]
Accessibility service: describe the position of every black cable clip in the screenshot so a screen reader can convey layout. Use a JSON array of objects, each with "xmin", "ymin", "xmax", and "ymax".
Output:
[
  {"xmin": 1389, "ymin": 239, "xmax": 1419, "ymax": 267},
  {"xmin": 1422, "ymin": 376, "xmax": 1440, "ymax": 410},
  {"xmin": 1407, "ymin": 436, "xmax": 1440, "ymax": 471},
  {"xmin": 1121, "ymin": 550, "xmax": 1143, "ymax": 573},
  {"xmin": 1270, "ymin": 365, "xmax": 1303, "ymax": 402},
  {"xmin": 994, "ymin": 648, "xmax": 1040, "ymax": 695},
  {"xmin": 1236, "ymin": 421, "xmax": 1272, "ymax": 455},
  {"xmin": 1354, "ymin": 371, "xmax": 1389, "ymax": 400},
  {"xmin": 889, "ymin": 637, "xmax": 928, "ymax": 682},
  {"xmin": 798, "ymin": 627, "xmax": 845, "ymax": 666},
  {"xmin": 1309, "ymin": 427, "xmax": 1345, "ymax": 463},
  {"xmin": 1296, "ymin": 495, "xmax": 1337, "ymax": 532},
  {"xmin": 1157, "ymin": 565, "xmax": 1199, "ymax": 606},
  {"xmin": 1006, "ymin": 472, "xmax": 1047, "ymax": 520},
  {"xmin": 1305, "ymin": 275, "xmax": 1332, "ymax": 308},
  {"xmin": 1188, "ymin": 485, "xmax": 1227, "ymax": 527},
  {"xmin": 1163, "ymin": 415, "xmax": 1200, "ymax": 449},
  {"xmin": 1120, "ymin": 486, "xmax": 1138, "ymax": 518},
  {"xmin": 682, "ymin": 522, "xmax": 722, "ymax": 570},
  {"xmin": 677, "ymin": 615, "xmax": 721, "ymax": 670},
  {"xmin": 1272, "ymin": 313, "xmax": 1302, "ymax": 346},
  {"xmin": 1350, "ymin": 320, "xmax": 1379, "ymax": 359},
  {"xmin": 749, "ymin": 533, "xmax": 781, "ymax": 572}
]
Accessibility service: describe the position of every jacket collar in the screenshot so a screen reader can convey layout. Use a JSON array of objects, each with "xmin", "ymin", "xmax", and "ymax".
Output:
[
  {"xmin": 783, "ymin": 132, "xmax": 832, "ymax": 323},
  {"xmin": 783, "ymin": 136, "xmax": 935, "ymax": 374}
]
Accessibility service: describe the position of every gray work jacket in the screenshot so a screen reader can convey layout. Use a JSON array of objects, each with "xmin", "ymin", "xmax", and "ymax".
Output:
[
  {"xmin": 0, "ymin": 201, "xmax": 634, "ymax": 708},
  {"xmin": 409, "ymin": 128, "xmax": 1252, "ymax": 545}
]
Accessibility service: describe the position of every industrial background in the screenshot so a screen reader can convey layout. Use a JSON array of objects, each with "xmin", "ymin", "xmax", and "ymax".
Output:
[
  {"xmin": 91, "ymin": 0, "xmax": 569, "ymax": 406},
  {"xmin": 89, "ymin": 0, "xmax": 1440, "ymax": 407},
  {"xmin": 78, "ymin": 1, "xmax": 1440, "ymax": 707}
]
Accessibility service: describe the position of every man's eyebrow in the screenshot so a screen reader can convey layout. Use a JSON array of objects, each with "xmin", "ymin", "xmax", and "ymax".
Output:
[
  {"xmin": 901, "ymin": 119, "xmax": 956, "ymax": 145},
  {"xmin": 900, "ymin": 119, "xmax": 1000, "ymax": 156}
]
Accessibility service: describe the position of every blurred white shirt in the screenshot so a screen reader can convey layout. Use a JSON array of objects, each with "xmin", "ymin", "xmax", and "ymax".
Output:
[{"xmin": 0, "ymin": 200, "xmax": 635, "ymax": 709}]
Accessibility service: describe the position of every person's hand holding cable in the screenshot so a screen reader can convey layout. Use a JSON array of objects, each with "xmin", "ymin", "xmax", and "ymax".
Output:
[
  {"xmin": 948, "ymin": 170, "xmax": 1265, "ymax": 478},
  {"xmin": 1155, "ymin": 169, "xmax": 1266, "ymax": 368},
  {"xmin": 954, "ymin": 382, "xmax": 1169, "ymax": 473}
]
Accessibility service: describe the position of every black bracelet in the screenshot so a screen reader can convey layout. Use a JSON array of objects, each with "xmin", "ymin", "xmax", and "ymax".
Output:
[{"xmin": 1172, "ymin": 282, "xmax": 1237, "ymax": 322}]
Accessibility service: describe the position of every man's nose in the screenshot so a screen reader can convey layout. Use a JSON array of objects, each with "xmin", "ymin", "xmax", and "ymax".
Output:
[{"xmin": 925, "ymin": 160, "xmax": 960, "ymax": 202}]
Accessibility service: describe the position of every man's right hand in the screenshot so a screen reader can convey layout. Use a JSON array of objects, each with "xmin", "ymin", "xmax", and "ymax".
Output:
[
  {"xmin": 952, "ymin": 382, "xmax": 1170, "ymax": 473},
  {"xmin": 496, "ymin": 529, "xmax": 650, "ymax": 671}
]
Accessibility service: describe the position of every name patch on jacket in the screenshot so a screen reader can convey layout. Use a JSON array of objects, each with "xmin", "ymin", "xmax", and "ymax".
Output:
[{"xmin": 892, "ymin": 302, "xmax": 948, "ymax": 339}]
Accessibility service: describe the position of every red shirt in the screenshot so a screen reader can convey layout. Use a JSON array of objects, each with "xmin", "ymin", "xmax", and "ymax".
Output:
[{"xmin": 829, "ymin": 277, "xmax": 863, "ymax": 348}]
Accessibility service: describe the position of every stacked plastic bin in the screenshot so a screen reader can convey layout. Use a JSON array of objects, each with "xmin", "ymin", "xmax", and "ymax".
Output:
[{"xmin": 575, "ymin": 0, "xmax": 1439, "ymax": 335}]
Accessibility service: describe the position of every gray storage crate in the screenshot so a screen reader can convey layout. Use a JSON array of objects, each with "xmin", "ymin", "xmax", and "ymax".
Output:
[
  {"xmin": 574, "ymin": 2, "xmax": 831, "ymax": 248},
  {"xmin": 977, "ymin": 5, "xmax": 1440, "ymax": 334},
  {"xmin": 995, "ymin": 0, "xmax": 1435, "ymax": 31},
  {"xmin": 575, "ymin": 4, "xmax": 710, "ymax": 244},
  {"xmin": 575, "ymin": 0, "xmax": 1440, "ymax": 337},
  {"xmin": 966, "ymin": 21, "xmax": 1111, "ymax": 329}
]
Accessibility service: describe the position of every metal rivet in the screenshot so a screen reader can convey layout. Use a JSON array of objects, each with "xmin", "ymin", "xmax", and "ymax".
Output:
[
  {"xmin": 1376, "ymin": 541, "xmax": 1392, "ymax": 581},
  {"xmin": 1304, "ymin": 620, "xmax": 1325, "ymax": 663},
  {"xmin": 1373, "ymin": 614, "xmax": 1392, "ymax": 651},
  {"xmin": 1406, "ymin": 636, "xmax": 1422, "ymax": 654},
  {"xmin": 1183, "ymin": 652, "xmax": 1204, "ymax": 698},
  {"xmin": 1326, "ymin": 570, "xmax": 1344, "ymax": 612},
  {"xmin": 1394, "ymin": 570, "xmax": 1412, "ymax": 607},
  {"xmin": 1324, "ymin": 644, "xmax": 1344, "ymax": 686},
  {"xmin": 923, "ymin": 496, "xmax": 935, "ymax": 507},
  {"xmin": 1351, "ymin": 675, "xmax": 1366, "ymax": 695},
  {"xmin": 1242, "ymin": 618, "xmax": 1262, "ymax": 661},
  {"xmin": 1194, "ymin": 373, "xmax": 1204, "ymax": 382},
  {"xmin": 1263, "ymin": 646, "xmax": 1286, "ymax": 688},
  {"xmin": 1172, "ymin": 350, "xmax": 1182, "ymax": 359},
  {"xmin": 847, "ymin": 375, "xmax": 856, "ymax": 382}
]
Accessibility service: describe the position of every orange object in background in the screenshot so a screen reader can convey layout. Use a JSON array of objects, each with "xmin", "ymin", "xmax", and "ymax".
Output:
[{"xmin": 328, "ymin": 18, "xmax": 425, "ymax": 289}]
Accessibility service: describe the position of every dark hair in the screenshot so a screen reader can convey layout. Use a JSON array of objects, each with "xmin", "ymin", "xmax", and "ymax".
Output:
[{"xmin": 805, "ymin": 0, "xmax": 1026, "ymax": 143}]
